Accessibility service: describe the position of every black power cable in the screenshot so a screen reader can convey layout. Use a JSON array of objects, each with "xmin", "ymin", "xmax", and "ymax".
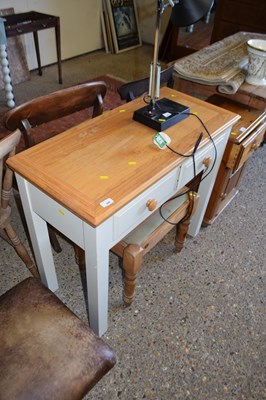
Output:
[{"xmin": 158, "ymin": 112, "xmax": 218, "ymax": 225}]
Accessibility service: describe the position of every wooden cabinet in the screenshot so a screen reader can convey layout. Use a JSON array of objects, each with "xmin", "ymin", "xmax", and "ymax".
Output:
[
  {"xmin": 204, "ymin": 95, "xmax": 266, "ymax": 225},
  {"xmin": 211, "ymin": 0, "xmax": 266, "ymax": 43}
]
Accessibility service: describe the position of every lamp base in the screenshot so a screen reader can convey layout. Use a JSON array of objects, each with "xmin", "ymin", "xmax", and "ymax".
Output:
[{"xmin": 133, "ymin": 98, "xmax": 190, "ymax": 131}]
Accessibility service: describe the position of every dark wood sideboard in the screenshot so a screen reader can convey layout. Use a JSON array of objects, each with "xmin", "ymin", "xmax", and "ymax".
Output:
[
  {"xmin": 211, "ymin": 0, "xmax": 266, "ymax": 43},
  {"xmin": 204, "ymin": 95, "xmax": 266, "ymax": 225}
]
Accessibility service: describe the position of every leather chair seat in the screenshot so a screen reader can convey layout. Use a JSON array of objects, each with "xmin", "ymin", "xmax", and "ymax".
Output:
[{"xmin": 0, "ymin": 277, "xmax": 116, "ymax": 400}]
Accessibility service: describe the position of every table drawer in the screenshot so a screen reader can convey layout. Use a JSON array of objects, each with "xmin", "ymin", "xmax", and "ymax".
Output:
[
  {"xmin": 227, "ymin": 122, "xmax": 266, "ymax": 172},
  {"xmin": 177, "ymin": 139, "xmax": 219, "ymax": 189},
  {"xmin": 28, "ymin": 184, "xmax": 84, "ymax": 248},
  {"xmin": 113, "ymin": 167, "xmax": 181, "ymax": 240},
  {"xmin": 4, "ymin": 12, "xmax": 57, "ymax": 37},
  {"xmin": 207, "ymin": 95, "xmax": 266, "ymax": 173}
]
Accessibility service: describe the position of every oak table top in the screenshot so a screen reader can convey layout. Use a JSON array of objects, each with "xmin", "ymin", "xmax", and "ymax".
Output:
[
  {"xmin": 7, "ymin": 87, "xmax": 240, "ymax": 336},
  {"xmin": 7, "ymin": 87, "xmax": 239, "ymax": 227}
]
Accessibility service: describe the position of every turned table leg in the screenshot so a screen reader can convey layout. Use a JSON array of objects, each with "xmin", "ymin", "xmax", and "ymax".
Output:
[
  {"xmin": 0, "ymin": 43, "xmax": 15, "ymax": 108},
  {"xmin": 0, "ymin": 19, "xmax": 15, "ymax": 108},
  {"xmin": 122, "ymin": 244, "xmax": 143, "ymax": 306}
]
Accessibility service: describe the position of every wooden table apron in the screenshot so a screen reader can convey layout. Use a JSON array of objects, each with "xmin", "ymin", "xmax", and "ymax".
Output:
[{"xmin": 7, "ymin": 88, "xmax": 239, "ymax": 336}]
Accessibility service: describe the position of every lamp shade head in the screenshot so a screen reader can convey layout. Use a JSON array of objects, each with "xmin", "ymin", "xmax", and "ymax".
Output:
[{"xmin": 170, "ymin": 0, "xmax": 213, "ymax": 27}]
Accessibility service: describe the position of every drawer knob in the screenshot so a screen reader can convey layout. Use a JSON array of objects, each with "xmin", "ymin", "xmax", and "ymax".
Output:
[
  {"xmin": 251, "ymin": 142, "xmax": 259, "ymax": 151},
  {"xmin": 203, "ymin": 157, "xmax": 212, "ymax": 168},
  {"xmin": 146, "ymin": 199, "xmax": 157, "ymax": 211}
]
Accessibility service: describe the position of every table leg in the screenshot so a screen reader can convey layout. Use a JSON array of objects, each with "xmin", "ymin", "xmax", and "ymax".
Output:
[
  {"xmin": 55, "ymin": 17, "xmax": 62, "ymax": 84},
  {"xmin": 188, "ymin": 127, "xmax": 231, "ymax": 237},
  {"xmin": 33, "ymin": 31, "xmax": 42, "ymax": 77},
  {"xmin": 15, "ymin": 174, "xmax": 58, "ymax": 291},
  {"xmin": 83, "ymin": 220, "xmax": 113, "ymax": 336},
  {"xmin": 0, "ymin": 44, "xmax": 15, "ymax": 108}
]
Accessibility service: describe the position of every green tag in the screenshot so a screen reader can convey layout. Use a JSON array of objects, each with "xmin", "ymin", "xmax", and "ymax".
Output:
[{"xmin": 154, "ymin": 132, "xmax": 167, "ymax": 149}]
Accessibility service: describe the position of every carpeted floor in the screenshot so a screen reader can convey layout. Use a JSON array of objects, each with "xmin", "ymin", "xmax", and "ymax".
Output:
[{"xmin": 0, "ymin": 46, "xmax": 265, "ymax": 400}]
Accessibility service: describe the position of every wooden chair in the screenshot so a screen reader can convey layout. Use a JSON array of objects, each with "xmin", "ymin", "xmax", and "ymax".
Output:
[
  {"xmin": 111, "ymin": 188, "xmax": 199, "ymax": 305},
  {"xmin": 0, "ymin": 277, "xmax": 116, "ymax": 400},
  {"xmin": 117, "ymin": 65, "xmax": 174, "ymax": 102},
  {"xmin": 3, "ymin": 81, "xmax": 107, "ymax": 252},
  {"xmin": 3, "ymin": 81, "xmax": 107, "ymax": 148},
  {"xmin": 0, "ymin": 129, "xmax": 39, "ymax": 278},
  {"xmin": 76, "ymin": 187, "xmax": 198, "ymax": 305}
]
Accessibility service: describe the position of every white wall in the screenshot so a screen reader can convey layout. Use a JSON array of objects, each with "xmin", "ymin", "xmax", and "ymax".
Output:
[
  {"xmin": 1, "ymin": 0, "xmax": 169, "ymax": 70},
  {"xmin": 136, "ymin": 0, "xmax": 171, "ymax": 45}
]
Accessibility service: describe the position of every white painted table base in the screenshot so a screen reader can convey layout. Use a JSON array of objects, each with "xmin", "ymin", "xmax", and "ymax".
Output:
[{"xmin": 15, "ymin": 127, "xmax": 231, "ymax": 336}]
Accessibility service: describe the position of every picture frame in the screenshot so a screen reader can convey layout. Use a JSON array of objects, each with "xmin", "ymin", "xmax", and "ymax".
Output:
[
  {"xmin": 101, "ymin": 10, "xmax": 111, "ymax": 53},
  {"xmin": 105, "ymin": 0, "xmax": 142, "ymax": 54},
  {"xmin": 101, "ymin": 0, "xmax": 115, "ymax": 53}
]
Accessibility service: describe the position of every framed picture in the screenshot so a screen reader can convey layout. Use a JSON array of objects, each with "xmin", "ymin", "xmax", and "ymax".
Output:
[{"xmin": 105, "ymin": 0, "xmax": 142, "ymax": 53}]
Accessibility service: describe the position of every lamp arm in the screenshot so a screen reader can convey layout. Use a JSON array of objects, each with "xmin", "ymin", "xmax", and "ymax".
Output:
[
  {"xmin": 149, "ymin": 1, "xmax": 163, "ymax": 110},
  {"xmin": 149, "ymin": 0, "xmax": 179, "ymax": 111}
]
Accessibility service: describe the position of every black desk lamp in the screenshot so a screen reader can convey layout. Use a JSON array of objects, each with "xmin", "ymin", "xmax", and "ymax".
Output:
[{"xmin": 133, "ymin": 0, "xmax": 213, "ymax": 130}]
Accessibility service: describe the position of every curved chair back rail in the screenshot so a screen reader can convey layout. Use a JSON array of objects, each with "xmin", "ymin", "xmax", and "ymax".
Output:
[
  {"xmin": 117, "ymin": 65, "xmax": 174, "ymax": 102},
  {"xmin": 0, "ymin": 128, "xmax": 21, "ymax": 160},
  {"xmin": 3, "ymin": 81, "xmax": 107, "ymax": 147}
]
